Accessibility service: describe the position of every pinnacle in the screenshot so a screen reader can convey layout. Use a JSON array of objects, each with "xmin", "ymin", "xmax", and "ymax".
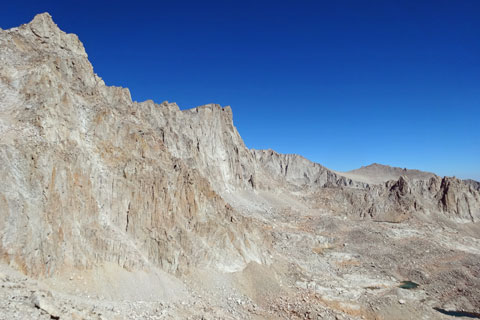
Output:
[
  {"xmin": 26, "ymin": 12, "xmax": 88, "ymax": 57},
  {"xmin": 29, "ymin": 12, "xmax": 60, "ymax": 39},
  {"xmin": 32, "ymin": 12, "xmax": 53, "ymax": 21}
]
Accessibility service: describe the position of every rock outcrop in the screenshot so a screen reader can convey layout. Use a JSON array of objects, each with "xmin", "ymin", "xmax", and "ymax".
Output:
[
  {"xmin": 0, "ymin": 13, "xmax": 268, "ymax": 277},
  {"xmin": 0, "ymin": 12, "xmax": 479, "ymax": 282},
  {"xmin": 251, "ymin": 149, "xmax": 368, "ymax": 190}
]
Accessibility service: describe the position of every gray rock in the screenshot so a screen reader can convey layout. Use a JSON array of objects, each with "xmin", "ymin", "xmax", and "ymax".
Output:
[
  {"xmin": 30, "ymin": 292, "xmax": 61, "ymax": 319},
  {"xmin": 0, "ymin": 12, "xmax": 479, "ymax": 320}
]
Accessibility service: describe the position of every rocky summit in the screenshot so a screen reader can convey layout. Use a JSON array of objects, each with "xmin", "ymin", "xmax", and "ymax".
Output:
[{"xmin": 0, "ymin": 13, "xmax": 479, "ymax": 320}]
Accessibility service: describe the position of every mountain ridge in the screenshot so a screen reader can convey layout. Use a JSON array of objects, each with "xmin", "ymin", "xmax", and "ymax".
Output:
[
  {"xmin": 336, "ymin": 162, "xmax": 437, "ymax": 185},
  {"xmin": 1, "ymin": 13, "xmax": 479, "ymax": 319}
]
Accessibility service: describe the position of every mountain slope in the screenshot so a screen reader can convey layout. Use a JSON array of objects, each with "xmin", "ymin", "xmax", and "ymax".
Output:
[
  {"xmin": 337, "ymin": 163, "xmax": 436, "ymax": 185},
  {"xmin": 0, "ymin": 13, "xmax": 268, "ymax": 277},
  {"xmin": 1, "ymin": 13, "xmax": 479, "ymax": 278},
  {"xmin": 1, "ymin": 13, "xmax": 480, "ymax": 320}
]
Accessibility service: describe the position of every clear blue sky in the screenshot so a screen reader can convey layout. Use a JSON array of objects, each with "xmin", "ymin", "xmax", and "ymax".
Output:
[{"xmin": 2, "ymin": 1, "xmax": 479, "ymax": 180}]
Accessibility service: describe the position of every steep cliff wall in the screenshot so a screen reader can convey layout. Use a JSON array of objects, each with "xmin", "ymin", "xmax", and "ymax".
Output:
[
  {"xmin": 0, "ymin": 13, "xmax": 268, "ymax": 276},
  {"xmin": 0, "ymin": 13, "xmax": 478, "ymax": 280},
  {"xmin": 251, "ymin": 150, "xmax": 480, "ymax": 222},
  {"xmin": 251, "ymin": 149, "xmax": 368, "ymax": 190}
]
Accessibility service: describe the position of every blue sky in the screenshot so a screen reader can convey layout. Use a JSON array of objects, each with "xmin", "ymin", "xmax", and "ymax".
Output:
[{"xmin": 2, "ymin": 1, "xmax": 479, "ymax": 179}]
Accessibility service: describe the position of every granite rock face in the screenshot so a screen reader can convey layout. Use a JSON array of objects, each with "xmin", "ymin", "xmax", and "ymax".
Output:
[
  {"xmin": 251, "ymin": 150, "xmax": 479, "ymax": 223},
  {"xmin": 251, "ymin": 149, "xmax": 368, "ymax": 190},
  {"xmin": 0, "ymin": 12, "xmax": 479, "ymax": 283},
  {"xmin": 0, "ymin": 13, "xmax": 268, "ymax": 276}
]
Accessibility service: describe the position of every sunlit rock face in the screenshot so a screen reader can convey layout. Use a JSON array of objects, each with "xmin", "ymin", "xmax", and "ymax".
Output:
[
  {"xmin": 0, "ymin": 12, "xmax": 479, "ymax": 281},
  {"xmin": 0, "ymin": 13, "xmax": 268, "ymax": 276}
]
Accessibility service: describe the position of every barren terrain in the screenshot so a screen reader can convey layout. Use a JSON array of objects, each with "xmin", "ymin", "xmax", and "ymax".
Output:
[{"xmin": 0, "ymin": 13, "xmax": 479, "ymax": 320}]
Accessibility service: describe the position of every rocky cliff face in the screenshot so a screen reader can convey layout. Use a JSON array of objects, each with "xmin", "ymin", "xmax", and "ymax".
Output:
[
  {"xmin": 0, "ymin": 13, "xmax": 268, "ymax": 277},
  {"xmin": 147, "ymin": 102, "xmax": 258, "ymax": 194},
  {"xmin": 251, "ymin": 149, "xmax": 368, "ymax": 190},
  {"xmin": 250, "ymin": 149, "xmax": 479, "ymax": 222},
  {"xmin": 0, "ymin": 13, "xmax": 479, "ymax": 282}
]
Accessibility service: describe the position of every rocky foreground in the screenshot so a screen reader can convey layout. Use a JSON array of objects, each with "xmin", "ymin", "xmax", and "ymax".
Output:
[{"xmin": 0, "ymin": 13, "xmax": 479, "ymax": 319}]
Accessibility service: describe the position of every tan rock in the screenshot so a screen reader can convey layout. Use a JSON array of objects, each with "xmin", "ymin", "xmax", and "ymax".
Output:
[
  {"xmin": 0, "ymin": 15, "xmax": 479, "ymax": 320},
  {"xmin": 30, "ymin": 291, "xmax": 61, "ymax": 319}
]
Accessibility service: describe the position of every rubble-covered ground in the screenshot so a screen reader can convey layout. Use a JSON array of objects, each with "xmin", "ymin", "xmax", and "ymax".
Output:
[{"xmin": 1, "ymin": 206, "xmax": 479, "ymax": 319}]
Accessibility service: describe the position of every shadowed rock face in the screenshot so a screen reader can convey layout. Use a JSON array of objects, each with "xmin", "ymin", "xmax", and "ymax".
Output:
[
  {"xmin": 436, "ymin": 176, "xmax": 480, "ymax": 221},
  {"xmin": 0, "ymin": 12, "xmax": 479, "ymax": 282}
]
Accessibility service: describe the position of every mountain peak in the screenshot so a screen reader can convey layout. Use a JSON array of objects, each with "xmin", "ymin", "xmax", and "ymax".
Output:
[
  {"xmin": 24, "ymin": 12, "xmax": 88, "ymax": 57},
  {"xmin": 340, "ymin": 162, "xmax": 436, "ymax": 185},
  {"xmin": 28, "ymin": 12, "xmax": 59, "ymax": 38},
  {"xmin": 1, "ymin": 13, "xmax": 480, "ymax": 319},
  {"xmin": 363, "ymin": 163, "xmax": 391, "ymax": 169}
]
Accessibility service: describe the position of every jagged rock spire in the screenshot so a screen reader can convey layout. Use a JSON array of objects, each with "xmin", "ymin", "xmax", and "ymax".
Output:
[
  {"xmin": 29, "ymin": 12, "xmax": 58, "ymax": 38},
  {"xmin": 23, "ymin": 12, "xmax": 88, "ymax": 57}
]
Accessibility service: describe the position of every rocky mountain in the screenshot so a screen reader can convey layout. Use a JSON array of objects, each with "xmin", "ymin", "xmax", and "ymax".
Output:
[
  {"xmin": 465, "ymin": 179, "xmax": 480, "ymax": 192},
  {"xmin": 337, "ymin": 163, "xmax": 436, "ymax": 185},
  {"xmin": 0, "ymin": 13, "xmax": 268, "ymax": 278},
  {"xmin": 0, "ymin": 13, "xmax": 479, "ymax": 320}
]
